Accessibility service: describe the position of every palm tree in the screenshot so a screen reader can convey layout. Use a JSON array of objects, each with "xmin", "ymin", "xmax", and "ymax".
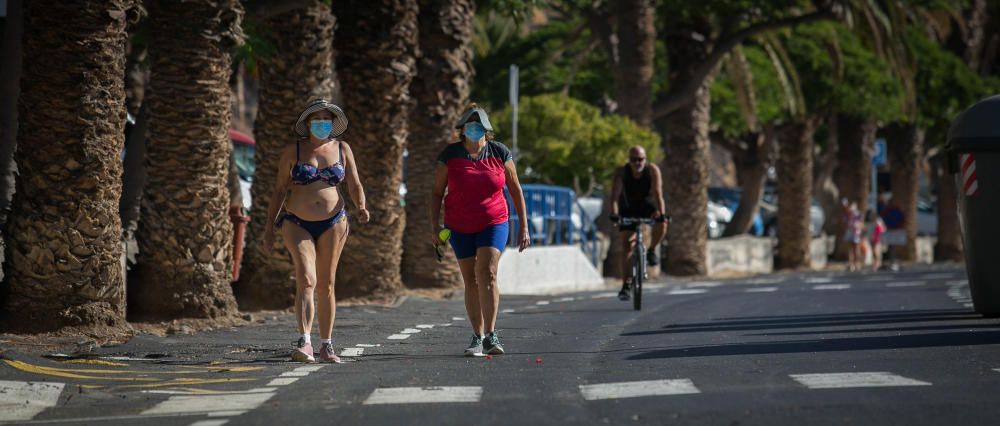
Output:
[
  {"xmin": 402, "ymin": 0, "xmax": 474, "ymax": 289},
  {"xmin": 776, "ymin": 119, "xmax": 818, "ymax": 268},
  {"xmin": 0, "ymin": 0, "xmax": 23, "ymax": 230},
  {"xmin": 1, "ymin": 0, "xmax": 138, "ymax": 334},
  {"xmin": 237, "ymin": 1, "xmax": 335, "ymax": 310},
  {"xmin": 130, "ymin": 0, "xmax": 244, "ymax": 320},
  {"xmin": 613, "ymin": 0, "xmax": 655, "ymax": 128},
  {"xmin": 332, "ymin": 0, "xmax": 418, "ymax": 299}
]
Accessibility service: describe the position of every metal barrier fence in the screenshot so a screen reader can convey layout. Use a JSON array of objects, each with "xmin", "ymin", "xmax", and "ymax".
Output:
[{"xmin": 505, "ymin": 184, "xmax": 599, "ymax": 266}]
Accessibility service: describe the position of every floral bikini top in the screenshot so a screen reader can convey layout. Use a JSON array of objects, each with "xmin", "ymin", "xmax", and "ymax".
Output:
[{"xmin": 291, "ymin": 141, "xmax": 346, "ymax": 186}]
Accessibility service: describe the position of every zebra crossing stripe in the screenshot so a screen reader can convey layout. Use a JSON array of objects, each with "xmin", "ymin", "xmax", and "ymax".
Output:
[
  {"xmin": 668, "ymin": 289, "xmax": 707, "ymax": 295},
  {"xmin": 190, "ymin": 420, "xmax": 230, "ymax": 426},
  {"xmin": 745, "ymin": 287, "xmax": 778, "ymax": 293},
  {"xmin": 579, "ymin": 379, "xmax": 700, "ymax": 400},
  {"xmin": 0, "ymin": 380, "xmax": 65, "ymax": 422},
  {"xmin": 813, "ymin": 284, "xmax": 851, "ymax": 290},
  {"xmin": 363, "ymin": 386, "xmax": 482, "ymax": 405},
  {"xmin": 141, "ymin": 392, "xmax": 275, "ymax": 415},
  {"xmin": 886, "ymin": 281, "xmax": 926, "ymax": 288},
  {"xmin": 340, "ymin": 348, "xmax": 364, "ymax": 357},
  {"xmin": 790, "ymin": 372, "xmax": 930, "ymax": 389}
]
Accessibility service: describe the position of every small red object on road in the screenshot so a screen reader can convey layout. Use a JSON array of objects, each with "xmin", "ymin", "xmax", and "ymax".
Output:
[
  {"xmin": 486, "ymin": 355, "xmax": 493, "ymax": 360},
  {"xmin": 535, "ymin": 357, "xmax": 542, "ymax": 364}
]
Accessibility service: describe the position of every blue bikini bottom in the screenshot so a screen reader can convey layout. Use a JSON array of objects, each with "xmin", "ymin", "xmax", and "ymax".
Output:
[{"xmin": 282, "ymin": 209, "xmax": 347, "ymax": 240}]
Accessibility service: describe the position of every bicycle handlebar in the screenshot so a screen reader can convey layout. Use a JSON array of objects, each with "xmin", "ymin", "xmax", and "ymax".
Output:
[{"xmin": 618, "ymin": 217, "xmax": 659, "ymax": 226}]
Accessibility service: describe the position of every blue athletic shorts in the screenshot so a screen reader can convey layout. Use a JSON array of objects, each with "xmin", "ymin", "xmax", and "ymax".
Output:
[{"xmin": 448, "ymin": 222, "xmax": 509, "ymax": 260}]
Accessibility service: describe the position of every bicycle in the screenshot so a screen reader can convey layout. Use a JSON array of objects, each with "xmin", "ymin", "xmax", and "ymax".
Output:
[{"xmin": 618, "ymin": 216, "xmax": 658, "ymax": 311}]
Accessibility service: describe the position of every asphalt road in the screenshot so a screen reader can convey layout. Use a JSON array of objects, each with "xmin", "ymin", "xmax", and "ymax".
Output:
[{"xmin": 2, "ymin": 265, "xmax": 998, "ymax": 425}]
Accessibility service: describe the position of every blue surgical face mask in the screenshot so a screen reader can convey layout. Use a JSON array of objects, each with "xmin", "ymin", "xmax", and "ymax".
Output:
[
  {"xmin": 310, "ymin": 120, "xmax": 333, "ymax": 139},
  {"xmin": 463, "ymin": 122, "xmax": 486, "ymax": 142}
]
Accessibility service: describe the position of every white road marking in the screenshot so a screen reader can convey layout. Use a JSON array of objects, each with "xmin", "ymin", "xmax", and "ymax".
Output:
[
  {"xmin": 790, "ymin": 372, "xmax": 931, "ymax": 389},
  {"xmin": 886, "ymin": 281, "xmax": 927, "ymax": 288},
  {"xmin": 451, "ymin": 317, "xmax": 465, "ymax": 321},
  {"xmin": 266, "ymin": 377, "xmax": 299, "ymax": 386},
  {"xmin": 387, "ymin": 334, "xmax": 410, "ymax": 340},
  {"xmin": 813, "ymin": 284, "xmax": 851, "ymax": 290},
  {"xmin": 363, "ymin": 386, "xmax": 483, "ymax": 405},
  {"xmin": 190, "ymin": 420, "xmax": 230, "ymax": 426},
  {"xmin": 416, "ymin": 324, "xmax": 435, "ymax": 329},
  {"xmin": 947, "ymin": 280, "xmax": 969, "ymax": 286},
  {"xmin": 745, "ymin": 287, "xmax": 778, "ymax": 293},
  {"xmin": 579, "ymin": 379, "xmax": 700, "ymax": 400},
  {"xmin": 687, "ymin": 281, "xmax": 722, "ymax": 288},
  {"xmin": 437, "ymin": 323, "xmax": 453, "ymax": 327},
  {"xmin": 964, "ymin": 303, "xmax": 974, "ymax": 308},
  {"xmin": 340, "ymin": 348, "xmax": 364, "ymax": 357},
  {"xmin": 668, "ymin": 289, "xmax": 708, "ymax": 295},
  {"xmin": 355, "ymin": 343, "xmax": 380, "ymax": 348},
  {"xmin": 591, "ymin": 292, "xmax": 618, "ymax": 299},
  {"xmin": 207, "ymin": 411, "xmax": 246, "ymax": 417},
  {"xmin": 501, "ymin": 309, "xmax": 516, "ymax": 313},
  {"xmin": 400, "ymin": 328, "xmax": 422, "ymax": 334},
  {"xmin": 554, "ymin": 297, "xmax": 576, "ymax": 302},
  {"xmin": 993, "ymin": 368, "xmax": 1000, "ymax": 373},
  {"xmin": 295, "ymin": 365, "xmax": 325, "ymax": 373},
  {"xmin": 142, "ymin": 388, "xmax": 275, "ymax": 396},
  {"xmin": 0, "ymin": 380, "xmax": 65, "ymax": 422},
  {"xmin": 142, "ymin": 393, "xmax": 275, "ymax": 416},
  {"xmin": 536, "ymin": 300, "xmax": 550, "ymax": 305},
  {"xmin": 805, "ymin": 277, "xmax": 833, "ymax": 283}
]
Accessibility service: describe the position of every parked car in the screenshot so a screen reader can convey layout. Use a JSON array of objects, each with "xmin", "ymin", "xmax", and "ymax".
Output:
[
  {"xmin": 761, "ymin": 185, "xmax": 826, "ymax": 238},
  {"xmin": 707, "ymin": 186, "xmax": 765, "ymax": 236},
  {"xmin": 916, "ymin": 199, "xmax": 937, "ymax": 236},
  {"xmin": 230, "ymin": 129, "xmax": 255, "ymax": 211}
]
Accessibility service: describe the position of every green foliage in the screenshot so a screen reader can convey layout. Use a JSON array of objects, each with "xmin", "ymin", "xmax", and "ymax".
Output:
[
  {"xmin": 905, "ymin": 27, "xmax": 1000, "ymax": 144},
  {"xmin": 233, "ymin": 16, "xmax": 276, "ymax": 77},
  {"xmin": 471, "ymin": 18, "xmax": 613, "ymax": 110},
  {"xmin": 710, "ymin": 46, "xmax": 788, "ymax": 137},
  {"xmin": 780, "ymin": 22, "xmax": 905, "ymax": 120},
  {"xmin": 490, "ymin": 94, "xmax": 661, "ymax": 192}
]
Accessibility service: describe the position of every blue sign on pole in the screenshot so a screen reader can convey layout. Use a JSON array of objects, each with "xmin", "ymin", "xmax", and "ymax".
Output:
[{"xmin": 872, "ymin": 139, "xmax": 887, "ymax": 166}]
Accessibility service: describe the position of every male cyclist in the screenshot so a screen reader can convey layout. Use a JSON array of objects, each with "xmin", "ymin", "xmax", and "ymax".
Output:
[{"xmin": 609, "ymin": 146, "xmax": 668, "ymax": 301}]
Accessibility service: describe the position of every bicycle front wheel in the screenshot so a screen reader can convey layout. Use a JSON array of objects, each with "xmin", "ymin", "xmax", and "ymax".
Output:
[{"xmin": 633, "ymin": 248, "xmax": 643, "ymax": 311}]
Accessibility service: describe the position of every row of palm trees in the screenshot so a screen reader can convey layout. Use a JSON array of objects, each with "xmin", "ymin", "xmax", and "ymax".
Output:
[{"xmin": 0, "ymin": 0, "xmax": 478, "ymax": 336}]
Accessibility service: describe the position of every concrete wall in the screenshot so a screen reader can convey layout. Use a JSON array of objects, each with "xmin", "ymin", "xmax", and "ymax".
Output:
[
  {"xmin": 498, "ymin": 245, "xmax": 605, "ymax": 295},
  {"xmin": 811, "ymin": 236, "xmax": 831, "ymax": 269},
  {"xmin": 916, "ymin": 237, "xmax": 936, "ymax": 264},
  {"xmin": 706, "ymin": 236, "xmax": 774, "ymax": 275}
]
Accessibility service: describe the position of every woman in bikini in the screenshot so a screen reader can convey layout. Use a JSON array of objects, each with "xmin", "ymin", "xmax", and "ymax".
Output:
[{"xmin": 263, "ymin": 99, "xmax": 369, "ymax": 363}]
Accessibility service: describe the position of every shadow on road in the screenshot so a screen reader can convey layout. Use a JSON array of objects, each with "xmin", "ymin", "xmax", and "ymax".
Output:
[{"xmin": 621, "ymin": 309, "xmax": 983, "ymax": 336}]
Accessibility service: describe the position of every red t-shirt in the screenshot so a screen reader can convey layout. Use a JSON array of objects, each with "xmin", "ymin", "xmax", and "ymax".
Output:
[{"xmin": 438, "ymin": 141, "xmax": 512, "ymax": 234}]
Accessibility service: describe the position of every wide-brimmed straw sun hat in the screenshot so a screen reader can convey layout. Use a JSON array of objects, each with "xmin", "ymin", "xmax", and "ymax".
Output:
[
  {"xmin": 294, "ymin": 99, "xmax": 349, "ymax": 138},
  {"xmin": 454, "ymin": 107, "xmax": 494, "ymax": 132}
]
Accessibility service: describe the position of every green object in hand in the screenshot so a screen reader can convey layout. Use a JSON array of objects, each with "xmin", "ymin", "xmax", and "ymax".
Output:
[{"xmin": 438, "ymin": 228, "xmax": 451, "ymax": 242}]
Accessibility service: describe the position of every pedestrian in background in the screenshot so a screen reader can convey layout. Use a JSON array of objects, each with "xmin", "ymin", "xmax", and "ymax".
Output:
[
  {"xmin": 843, "ymin": 199, "xmax": 863, "ymax": 272},
  {"xmin": 429, "ymin": 104, "xmax": 530, "ymax": 357},
  {"xmin": 263, "ymin": 99, "xmax": 369, "ymax": 363}
]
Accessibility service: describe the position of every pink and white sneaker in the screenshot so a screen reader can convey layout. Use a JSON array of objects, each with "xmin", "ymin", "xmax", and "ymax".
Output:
[
  {"xmin": 319, "ymin": 342, "xmax": 343, "ymax": 364},
  {"xmin": 291, "ymin": 337, "xmax": 315, "ymax": 362}
]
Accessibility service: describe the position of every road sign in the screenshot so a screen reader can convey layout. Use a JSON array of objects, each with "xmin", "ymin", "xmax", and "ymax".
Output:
[{"xmin": 872, "ymin": 139, "xmax": 887, "ymax": 166}]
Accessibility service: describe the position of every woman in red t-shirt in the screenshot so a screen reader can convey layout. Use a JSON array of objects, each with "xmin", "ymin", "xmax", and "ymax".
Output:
[{"xmin": 429, "ymin": 104, "xmax": 530, "ymax": 357}]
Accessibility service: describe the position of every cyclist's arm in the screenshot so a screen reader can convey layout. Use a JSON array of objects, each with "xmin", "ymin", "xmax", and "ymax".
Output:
[
  {"xmin": 429, "ymin": 163, "xmax": 448, "ymax": 234},
  {"xmin": 649, "ymin": 164, "xmax": 666, "ymax": 217},
  {"xmin": 610, "ymin": 166, "xmax": 624, "ymax": 216}
]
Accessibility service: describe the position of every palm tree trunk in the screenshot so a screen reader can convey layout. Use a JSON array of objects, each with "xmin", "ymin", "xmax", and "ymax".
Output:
[
  {"xmin": 613, "ymin": 0, "xmax": 654, "ymax": 128},
  {"xmin": 402, "ymin": 0, "xmax": 474, "ymax": 289},
  {"xmin": 813, "ymin": 114, "xmax": 840, "ymax": 236},
  {"xmin": 237, "ymin": 1, "xmax": 335, "ymax": 310},
  {"xmin": 2, "ymin": 0, "xmax": 136, "ymax": 335},
  {"xmin": 332, "ymin": 0, "xmax": 417, "ymax": 299},
  {"xmin": 886, "ymin": 123, "xmax": 924, "ymax": 262},
  {"xmin": 722, "ymin": 131, "xmax": 772, "ymax": 237},
  {"xmin": 662, "ymin": 29, "xmax": 713, "ymax": 276},
  {"xmin": 776, "ymin": 119, "xmax": 817, "ymax": 269},
  {"xmin": 932, "ymin": 154, "xmax": 963, "ymax": 261},
  {"xmin": 832, "ymin": 115, "xmax": 876, "ymax": 260},
  {"xmin": 0, "ymin": 0, "xmax": 23, "ymax": 228},
  {"xmin": 131, "ymin": 0, "xmax": 244, "ymax": 320}
]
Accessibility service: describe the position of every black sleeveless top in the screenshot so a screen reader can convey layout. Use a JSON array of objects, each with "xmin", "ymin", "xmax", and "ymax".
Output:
[{"xmin": 620, "ymin": 165, "xmax": 651, "ymax": 209}]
